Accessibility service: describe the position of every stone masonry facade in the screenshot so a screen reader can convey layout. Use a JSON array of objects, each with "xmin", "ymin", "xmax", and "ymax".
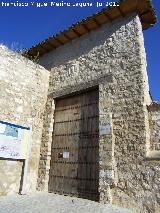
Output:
[
  {"xmin": 0, "ymin": 11, "xmax": 159, "ymax": 213},
  {"xmin": 0, "ymin": 45, "xmax": 49, "ymax": 195},
  {"xmin": 37, "ymin": 14, "xmax": 160, "ymax": 213}
]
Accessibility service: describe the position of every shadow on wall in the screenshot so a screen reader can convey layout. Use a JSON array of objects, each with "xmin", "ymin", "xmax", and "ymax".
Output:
[{"xmin": 39, "ymin": 14, "xmax": 137, "ymax": 69}]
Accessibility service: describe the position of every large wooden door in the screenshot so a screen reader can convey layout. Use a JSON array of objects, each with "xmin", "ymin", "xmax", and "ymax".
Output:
[{"xmin": 49, "ymin": 89, "xmax": 99, "ymax": 201}]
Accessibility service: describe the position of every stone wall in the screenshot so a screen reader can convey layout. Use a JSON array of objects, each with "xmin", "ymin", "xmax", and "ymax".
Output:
[
  {"xmin": 148, "ymin": 103, "xmax": 160, "ymax": 152},
  {"xmin": 38, "ymin": 14, "xmax": 160, "ymax": 212},
  {"xmin": 0, "ymin": 45, "xmax": 49, "ymax": 196}
]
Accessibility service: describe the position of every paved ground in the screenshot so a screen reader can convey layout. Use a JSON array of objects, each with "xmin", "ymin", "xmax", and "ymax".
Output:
[{"xmin": 0, "ymin": 192, "xmax": 133, "ymax": 213}]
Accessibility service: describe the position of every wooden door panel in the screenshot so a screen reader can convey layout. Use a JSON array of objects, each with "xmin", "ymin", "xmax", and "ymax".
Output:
[{"xmin": 49, "ymin": 89, "xmax": 99, "ymax": 201}]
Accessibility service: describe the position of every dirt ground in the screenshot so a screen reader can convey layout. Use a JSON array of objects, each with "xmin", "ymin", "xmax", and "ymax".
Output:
[{"xmin": 0, "ymin": 192, "xmax": 134, "ymax": 213}]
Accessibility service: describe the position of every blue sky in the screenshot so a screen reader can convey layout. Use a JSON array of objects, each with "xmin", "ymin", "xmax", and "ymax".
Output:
[{"xmin": 0, "ymin": 0, "xmax": 159, "ymax": 100}]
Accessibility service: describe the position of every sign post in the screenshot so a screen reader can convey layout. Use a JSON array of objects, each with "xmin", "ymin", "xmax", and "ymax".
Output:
[{"xmin": 21, "ymin": 125, "xmax": 32, "ymax": 194}]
